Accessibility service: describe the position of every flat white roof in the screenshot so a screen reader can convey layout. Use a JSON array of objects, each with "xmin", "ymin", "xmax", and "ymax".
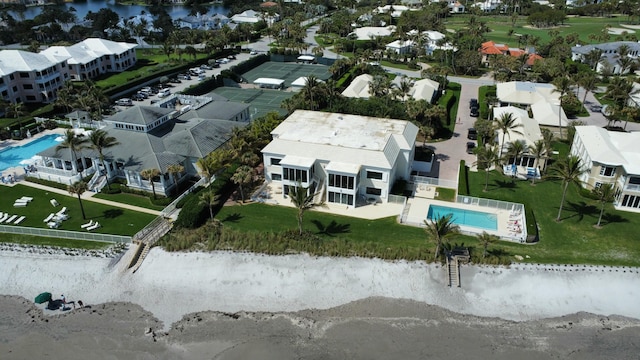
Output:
[
  {"xmin": 297, "ymin": 55, "xmax": 315, "ymax": 61},
  {"xmin": 575, "ymin": 126, "xmax": 640, "ymax": 174},
  {"xmin": 281, "ymin": 155, "xmax": 316, "ymax": 168},
  {"xmin": 254, "ymin": 78, "xmax": 285, "ymax": 85},
  {"xmin": 325, "ymin": 161, "xmax": 361, "ymax": 174}
]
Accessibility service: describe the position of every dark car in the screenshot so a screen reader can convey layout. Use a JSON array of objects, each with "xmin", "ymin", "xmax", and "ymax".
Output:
[
  {"xmin": 169, "ymin": 78, "xmax": 181, "ymax": 84},
  {"xmin": 470, "ymin": 106, "xmax": 479, "ymax": 117},
  {"xmin": 467, "ymin": 128, "xmax": 478, "ymax": 140},
  {"xmin": 466, "ymin": 142, "xmax": 476, "ymax": 154},
  {"xmin": 469, "ymin": 98, "xmax": 478, "ymax": 109}
]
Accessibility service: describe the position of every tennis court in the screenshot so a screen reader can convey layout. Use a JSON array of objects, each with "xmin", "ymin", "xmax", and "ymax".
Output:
[
  {"xmin": 213, "ymin": 87, "xmax": 293, "ymax": 118},
  {"xmin": 241, "ymin": 62, "xmax": 331, "ymax": 87}
]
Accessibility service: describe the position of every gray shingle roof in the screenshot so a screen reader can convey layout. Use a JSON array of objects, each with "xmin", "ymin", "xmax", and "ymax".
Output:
[
  {"xmin": 572, "ymin": 41, "xmax": 640, "ymax": 55},
  {"xmin": 107, "ymin": 106, "xmax": 175, "ymax": 126},
  {"xmin": 178, "ymin": 99, "xmax": 249, "ymax": 121}
]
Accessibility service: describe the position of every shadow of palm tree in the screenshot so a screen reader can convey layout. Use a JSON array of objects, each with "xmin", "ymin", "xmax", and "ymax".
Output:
[
  {"xmin": 492, "ymin": 179, "xmax": 518, "ymax": 191},
  {"xmin": 311, "ymin": 219, "xmax": 351, "ymax": 236},
  {"xmin": 103, "ymin": 209, "xmax": 123, "ymax": 218},
  {"xmin": 221, "ymin": 213, "xmax": 242, "ymax": 223},
  {"xmin": 562, "ymin": 201, "xmax": 599, "ymax": 221},
  {"xmin": 600, "ymin": 213, "xmax": 629, "ymax": 226}
]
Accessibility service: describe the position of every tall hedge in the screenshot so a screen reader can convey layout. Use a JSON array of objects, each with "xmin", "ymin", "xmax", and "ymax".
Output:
[{"xmin": 458, "ymin": 160, "xmax": 469, "ymax": 196}]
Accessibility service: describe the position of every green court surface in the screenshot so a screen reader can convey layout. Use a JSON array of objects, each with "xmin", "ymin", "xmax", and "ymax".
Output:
[
  {"xmin": 240, "ymin": 62, "xmax": 331, "ymax": 86},
  {"xmin": 213, "ymin": 87, "xmax": 293, "ymax": 118}
]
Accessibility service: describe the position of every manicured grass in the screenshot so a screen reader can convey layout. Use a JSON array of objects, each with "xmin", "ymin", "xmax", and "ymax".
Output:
[
  {"xmin": 466, "ymin": 167, "xmax": 640, "ymax": 266},
  {"xmin": 93, "ymin": 192, "xmax": 165, "ymax": 211},
  {"xmin": 217, "ymin": 203, "xmax": 427, "ymax": 248},
  {"xmin": 445, "ymin": 15, "xmax": 638, "ymax": 47},
  {"xmin": 94, "ymin": 49, "xmax": 209, "ymax": 90},
  {"xmin": 0, "ymin": 233, "xmax": 109, "ymax": 250},
  {"xmin": 380, "ymin": 60, "xmax": 414, "ymax": 71},
  {"xmin": 0, "ymin": 184, "xmax": 156, "ymax": 236}
]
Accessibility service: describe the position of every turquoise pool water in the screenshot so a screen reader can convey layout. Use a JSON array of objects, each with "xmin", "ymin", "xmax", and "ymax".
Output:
[
  {"xmin": 0, "ymin": 134, "xmax": 61, "ymax": 172},
  {"xmin": 427, "ymin": 204, "xmax": 498, "ymax": 231}
]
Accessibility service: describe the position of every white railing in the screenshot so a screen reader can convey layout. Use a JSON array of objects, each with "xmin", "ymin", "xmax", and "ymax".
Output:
[
  {"xmin": 456, "ymin": 195, "xmax": 525, "ymax": 214},
  {"xmin": 87, "ymin": 170, "xmax": 102, "ymax": 190},
  {"xmin": 388, "ymin": 194, "xmax": 406, "ymax": 205},
  {"xmin": 0, "ymin": 224, "xmax": 130, "ymax": 243},
  {"xmin": 625, "ymin": 183, "xmax": 640, "ymax": 192},
  {"xmin": 410, "ymin": 175, "xmax": 458, "ymax": 189},
  {"xmin": 160, "ymin": 176, "xmax": 209, "ymax": 217}
]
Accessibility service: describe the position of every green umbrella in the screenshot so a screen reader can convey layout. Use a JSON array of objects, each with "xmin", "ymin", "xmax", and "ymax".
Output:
[{"xmin": 34, "ymin": 292, "xmax": 52, "ymax": 304}]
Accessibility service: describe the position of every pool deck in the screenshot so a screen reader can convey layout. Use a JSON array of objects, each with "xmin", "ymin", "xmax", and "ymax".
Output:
[
  {"xmin": 404, "ymin": 197, "xmax": 526, "ymax": 243},
  {"xmin": 0, "ymin": 128, "xmax": 66, "ymax": 183}
]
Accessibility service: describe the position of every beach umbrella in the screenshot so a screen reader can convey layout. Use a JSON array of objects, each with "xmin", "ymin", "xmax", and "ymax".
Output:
[{"xmin": 34, "ymin": 292, "xmax": 52, "ymax": 304}]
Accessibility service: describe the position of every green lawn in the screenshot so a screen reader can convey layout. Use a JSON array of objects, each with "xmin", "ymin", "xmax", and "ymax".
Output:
[
  {"xmin": 0, "ymin": 184, "xmax": 156, "ymax": 236},
  {"xmin": 93, "ymin": 192, "xmax": 165, "ymax": 211},
  {"xmin": 0, "ymin": 233, "xmax": 110, "ymax": 250},
  {"xmin": 217, "ymin": 204, "xmax": 426, "ymax": 248},
  {"xmin": 445, "ymin": 15, "xmax": 638, "ymax": 47},
  {"xmin": 466, "ymin": 167, "xmax": 640, "ymax": 266}
]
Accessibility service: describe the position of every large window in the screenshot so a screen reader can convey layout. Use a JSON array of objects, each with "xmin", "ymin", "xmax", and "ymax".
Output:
[
  {"xmin": 270, "ymin": 158, "xmax": 281, "ymax": 165},
  {"xmin": 23, "ymin": 84, "xmax": 33, "ymax": 90},
  {"xmin": 19, "ymin": 72, "xmax": 29, "ymax": 78},
  {"xmin": 272, "ymin": 173, "xmax": 281, "ymax": 181},
  {"xmin": 328, "ymin": 191, "xmax": 354, "ymax": 205},
  {"xmin": 366, "ymin": 187, "xmax": 381, "ymax": 195},
  {"xmin": 328, "ymin": 173, "xmax": 354, "ymax": 189},
  {"xmin": 283, "ymin": 167, "xmax": 307, "ymax": 182},
  {"xmin": 366, "ymin": 171, "xmax": 383, "ymax": 180},
  {"xmin": 600, "ymin": 166, "xmax": 616, "ymax": 177}
]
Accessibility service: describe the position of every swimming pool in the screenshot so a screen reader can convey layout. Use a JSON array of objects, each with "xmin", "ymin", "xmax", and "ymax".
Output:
[
  {"xmin": 0, "ymin": 134, "xmax": 61, "ymax": 172},
  {"xmin": 427, "ymin": 204, "xmax": 498, "ymax": 231}
]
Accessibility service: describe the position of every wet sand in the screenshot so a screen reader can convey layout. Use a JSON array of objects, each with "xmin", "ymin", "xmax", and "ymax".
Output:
[{"xmin": 2, "ymin": 295, "xmax": 640, "ymax": 359}]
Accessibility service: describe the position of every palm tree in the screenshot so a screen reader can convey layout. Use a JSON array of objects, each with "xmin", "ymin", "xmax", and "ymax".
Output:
[
  {"xmin": 288, "ymin": 181, "xmax": 320, "ymax": 236},
  {"xmin": 56, "ymin": 129, "xmax": 86, "ymax": 173},
  {"xmin": 493, "ymin": 112, "xmax": 523, "ymax": 161},
  {"xmin": 476, "ymin": 231, "xmax": 499, "ymax": 258},
  {"xmin": 231, "ymin": 165, "xmax": 254, "ymax": 203},
  {"xmin": 199, "ymin": 190, "xmax": 220, "ymax": 220},
  {"xmin": 579, "ymin": 72, "xmax": 598, "ymax": 105},
  {"xmin": 528, "ymin": 140, "xmax": 547, "ymax": 185},
  {"xmin": 301, "ymin": 74, "xmax": 322, "ymax": 110},
  {"xmin": 552, "ymin": 76, "xmax": 572, "ymax": 139},
  {"xmin": 140, "ymin": 168, "xmax": 161, "ymax": 199},
  {"xmin": 474, "ymin": 145, "xmax": 500, "ymax": 192},
  {"xmin": 167, "ymin": 163, "xmax": 185, "ymax": 189},
  {"xmin": 505, "ymin": 140, "xmax": 526, "ymax": 170},
  {"xmin": 196, "ymin": 157, "xmax": 216, "ymax": 182},
  {"xmin": 423, "ymin": 214, "xmax": 459, "ymax": 261},
  {"xmin": 87, "ymin": 130, "xmax": 119, "ymax": 190},
  {"xmin": 68, "ymin": 181, "xmax": 88, "ymax": 220},
  {"xmin": 6, "ymin": 102, "xmax": 24, "ymax": 136},
  {"xmin": 593, "ymin": 183, "xmax": 615, "ymax": 228},
  {"xmin": 547, "ymin": 155, "xmax": 587, "ymax": 221}
]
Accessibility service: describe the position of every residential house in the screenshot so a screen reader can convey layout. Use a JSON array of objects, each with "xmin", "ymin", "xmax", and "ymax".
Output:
[
  {"xmin": 570, "ymin": 126, "xmax": 640, "ymax": 213},
  {"xmin": 480, "ymin": 41, "xmax": 542, "ymax": 68},
  {"xmin": 0, "ymin": 49, "xmax": 70, "ymax": 104},
  {"xmin": 261, "ymin": 110, "xmax": 418, "ymax": 208},
  {"xmin": 351, "ymin": 26, "xmax": 396, "ymax": 41},
  {"xmin": 493, "ymin": 106, "xmax": 546, "ymax": 178},
  {"xmin": 176, "ymin": 13, "xmax": 230, "ymax": 30},
  {"xmin": 375, "ymin": 5, "xmax": 410, "ymax": 18},
  {"xmin": 496, "ymin": 81, "xmax": 568, "ymax": 129},
  {"xmin": 34, "ymin": 95, "xmax": 250, "ymax": 195},
  {"xmin": 409, "ymin": 78, "xmax": 441, "ymax": 103},
  {"xmin": 385, "ymin": 39, "xmax": 414, "ymax": 55},
  {"xmin": 40, "ymin": 38, "xmax": 137, "ymax": 81},
  {"xmin": 447, "ymin": 0, "xmax": 465, "ymax": 13},
  {"xmin": 341, "ymin": 74, "xmax": 373, "ymax": 99},
  {"xmin": 231, "ymin": 9, "xmax": 279, "ymax": 25},
  {"xmin": 571, "ymin": 41, "xmax": 640, "ymax": 75}
]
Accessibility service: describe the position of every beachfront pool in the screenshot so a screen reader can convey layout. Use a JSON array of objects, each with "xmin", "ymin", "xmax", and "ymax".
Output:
[
  {"xmin": 0, "ymin": 134, "xmax": 61, "ymax": 172},
  {"xmin": 427, "ymin": 204, "xmax": 498, "ymax": 231}
]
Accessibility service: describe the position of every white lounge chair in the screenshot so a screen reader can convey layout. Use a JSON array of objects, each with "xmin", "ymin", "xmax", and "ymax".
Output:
[
  {"xmin": 86, "ymin": 222, "xmax": 101, "ymax": 231},
  {"xmin": 0, "ymin": 213, "xmax": 8, "ymax": 223},
  {"xmin": 13, "ymin": 201, "xmax": 28, "ymax": 207},
  {"xmin": 19, "ymin": 196, "xmax": 33, "ymax": 202},
  {"xmin": 80, "ymin": 220, "xmax": 94, "ymax": 229},
  {"xmin": 14, "ymin": 216, "xmax": 25, "ymax": 224},
  {"xmin": 5, "ymin": 215, "xmax": 17, "ymax": 223},
  {"xmin": 50, "ymin": 199, "xmax": 59, "ymax": 207},
  {"xmin": 43, "ymin": 213, "xmax": 55, "ymax": 223},
  {"xmin": 54, "ymin": 213, "xmax": 69, "ymax": 222},
  {"xmin": 56, "ymin": 207, "xmax": 67, "ymax": 216},
  {"xmin": 47, "ymin": 221, "xmax": 60, "ymax": 229}
]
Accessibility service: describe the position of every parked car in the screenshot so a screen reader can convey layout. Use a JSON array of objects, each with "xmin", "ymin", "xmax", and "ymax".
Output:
[
  {"xmin": 467, "ymin": 128, "xmax": 478, "ymax": 140},
  {"xmin": 198, "ymin": 74, "xmax": 206, "ymax": 81},
  {"xmin": 249, "ymin": 50, "xmax": 258, "ymax": 55},
  {"xmin": 169, "ymin": 77, "xmax": 181, "ymax": 84},
  {"xmin": 115, "ymin": 98, "xmax": 133, "ymax": 106},
  {"xmin": 137, "ymin": 91, "xmax": 148, "ymax": 99},
  {"xmin": 216, "ymin": 58, "xmax": 229, "ymax": 64},
  {"xmin": 157, "ymin": 88, "xmax": 171, "ymax": 98},
  {"xmin": 177, "ymin": 74, "xmax": 191, "ymax": 80},
  {"xmin": 140, "ymin": 86, "xmax": 152, "ymax": 94},
  {"xmin": 227, "ymin": 55, "xmax": 236, "ymax": 60},
  {"xmin": 200, "ymin": 64, "xmax": 212, "ymax": 70},
  {"xmin": 466, "ymin": 142, "xmax": 476, "ymax": 154},
  {"xmin": 469, "ymin": 98, "xmax": 478, "ymax": 109},
  {"xmin": 132, "ymin": 94, "xmax": 144, "ymax": 101},
  {"xmin": 470, "ymin": 106, "xmax": 479, "ymax": 117},
  {"xmin": 210, "ymin": 62, "xmax": 220, "ymax": 68}
]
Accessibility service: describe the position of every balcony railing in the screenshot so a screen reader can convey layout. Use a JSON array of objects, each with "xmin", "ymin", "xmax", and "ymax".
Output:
[{"xmin": 624, "ymin": 184, "xmax": 640, "ymax": 193}]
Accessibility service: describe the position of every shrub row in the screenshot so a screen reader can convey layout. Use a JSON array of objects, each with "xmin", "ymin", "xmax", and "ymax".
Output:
[
  {"xmin": 458, "ymin": 160, "xmax": 469, "ymax": 196},
  {"xmin": 25, "ymin": 176, "xmax": 70, "ymax": 191}
]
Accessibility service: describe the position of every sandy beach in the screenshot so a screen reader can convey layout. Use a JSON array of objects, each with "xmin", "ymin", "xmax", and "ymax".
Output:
[{"xmin": 1, "ymin": 246, "xmax": 640, "ymax": 358}]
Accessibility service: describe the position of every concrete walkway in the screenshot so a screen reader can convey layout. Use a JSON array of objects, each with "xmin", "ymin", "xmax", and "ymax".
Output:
[{"xmin": 8, "ymin": 180, "xmax": 162, "ymax": 216}]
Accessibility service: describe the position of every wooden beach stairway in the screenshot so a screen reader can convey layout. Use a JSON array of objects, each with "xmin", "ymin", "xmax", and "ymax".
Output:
[
  {"xmin": 446, "ymin": 247, "xmax": 470, "ymax": 288},
  {"xmin": 128, "ymin": 216, "xmax": 172, "ymax": 273}
]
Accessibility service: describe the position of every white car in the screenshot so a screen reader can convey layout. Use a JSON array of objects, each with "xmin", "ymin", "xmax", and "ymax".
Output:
[
  {"xmin": 157, "ymin": 88, "xmax": 171, "ymax": 98},
  {"xmin": 250, "ymin": 50, "xmax": 258, "ymax": 55}
]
